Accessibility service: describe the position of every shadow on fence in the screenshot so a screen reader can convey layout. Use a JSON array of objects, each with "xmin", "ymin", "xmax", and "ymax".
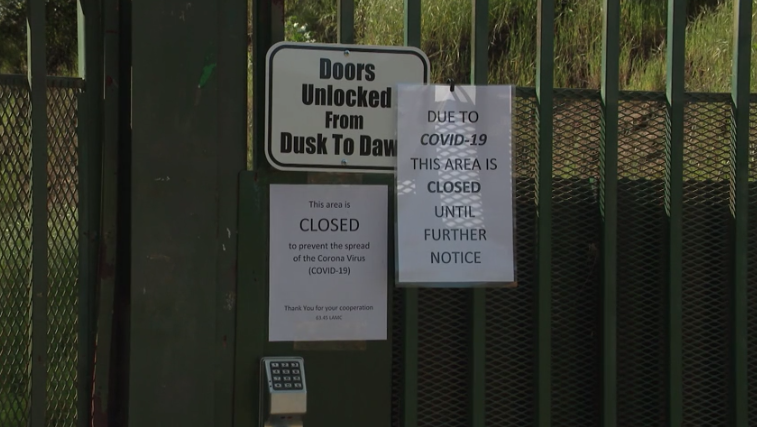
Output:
[
  {"xmin": 0, "ymin": 74, "xmax": 83, "ymax": 427},
  {"xmin": 1, "ymin": 76, "xmax": 756, "ymax": 427}
]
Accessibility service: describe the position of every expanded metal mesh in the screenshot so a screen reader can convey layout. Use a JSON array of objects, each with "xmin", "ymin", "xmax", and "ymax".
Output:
[
  {"xmin": 416, "ymin": 288, "xmax": 468, "ymax": 427},
  {"xmin": 748, "ymin": 100, "xmax": 757, "ymax": 427},
  {"xmin": 616, "ymin": 92, "xmax": 667, "ymax": 426},
  {"xmin": 390, "ymin": 89, "xmax": 757, "ymax": 426},
  {"xmin": 550, "ymin": 90, "xmax": 602, "ymax": 426},
  {"xmin": 681, "ymin": 95, "xmax": 730, "ymax": 427},
  {"xmin": 484, "ymin": 91, "xmax": 536, "ymax": 427},
  {"xmin": 0, "ymin": 76, "xmax": 82, "ymax": 427},
  {"xmin": 0, "ymin": 77, "xmax": 32, "ymax": 427}
]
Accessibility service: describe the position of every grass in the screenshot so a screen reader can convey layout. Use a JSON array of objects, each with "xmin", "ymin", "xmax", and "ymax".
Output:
[
  {"xmin": 277, "ymin": 0, "xmax": 755, "ymax": 180},
  {"xmin": 285, "ymin": 0, "xmax": 757, "ymax": 91},
  {"xmin": 0, "ymin": 0, "xmax": 754, "ymax": 423}
]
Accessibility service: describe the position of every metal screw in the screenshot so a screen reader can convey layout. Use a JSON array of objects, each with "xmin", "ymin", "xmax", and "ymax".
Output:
[
  {"xmin": 343, "ymin": 50, "xmax": 350, "ymax": 56},
  {"xmin": 341, "ymin": 159, "xmax": 348, "ymax": 165}
]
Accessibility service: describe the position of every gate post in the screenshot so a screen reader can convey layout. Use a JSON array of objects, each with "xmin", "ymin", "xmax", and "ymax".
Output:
[{"xmin": 127, "ymin": 0, "xmax": 246, "ymax": 424}]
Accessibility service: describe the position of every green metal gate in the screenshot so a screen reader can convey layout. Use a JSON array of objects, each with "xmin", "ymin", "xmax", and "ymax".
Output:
[
  {"xmin": 0, "ymin": 0, "xmax": 105, "ymax": 425},
  {"xmin": 2, "ymin": 0, "xmax": 756, "ymax": 425},
  {"xmin": 236, "ymin": 0, "xmax": 757, "ymax": 426}
]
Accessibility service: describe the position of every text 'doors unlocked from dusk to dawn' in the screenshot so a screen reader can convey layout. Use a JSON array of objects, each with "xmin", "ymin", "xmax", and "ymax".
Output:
[
  {"xmin": 268, "ymin": 184, "xmax": 388, "ymax": 341},
  {"xmin": 396, "ymin": 84, "xmax": 516, "ymax": 285},
  {"xmin": 265, "ymin": 42, "xmax": 429, "ymax": 171}
]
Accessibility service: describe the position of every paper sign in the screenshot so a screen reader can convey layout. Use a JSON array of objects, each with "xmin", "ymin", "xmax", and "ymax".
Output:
[
  {"xmin": 395, "ymin": 84, "xmax": 516, "ymax": 285},
  {"xmin": 269, "ymin": 184, "xmax": 388, "ymax": 341}
]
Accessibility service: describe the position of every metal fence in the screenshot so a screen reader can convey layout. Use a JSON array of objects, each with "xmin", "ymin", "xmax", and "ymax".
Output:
[
  {"xmin": 5, "ymin": 81, "xmax": 755, "ymax": 427},
  {"xmin": 246, "ymin": 0, "xmax": 755, "ymax": 426},
  {"xmin": 0, "ymin": 74, "xmax": 87, "ymax": 427},
  {"xmin": 382, "ymin": 88, "xmax": 757, "ymax": 427}
]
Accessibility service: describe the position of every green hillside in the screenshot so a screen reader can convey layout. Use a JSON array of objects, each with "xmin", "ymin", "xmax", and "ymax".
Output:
[{"xmin": 284, "ymin": 0, "xmax": 757, "ymax": 92}]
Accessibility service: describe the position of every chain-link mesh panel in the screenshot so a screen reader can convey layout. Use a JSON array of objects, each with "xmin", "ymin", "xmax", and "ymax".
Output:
[
  {"xmin": 417, "ymin": 288, "xmax": 467, "ymax": 427},
  {"xmin": 46, "ymin": 80, "xmax": 81, "ymax": 427},
  {"xmin": 551, "ymin": 90, "xmax": 602, "ymax": 427},
  {"xmin": 746, "ymin": 99, "xmax": 757, "ymax": 427},
  {"xmin": 0, "ymin": 77, "xmax": 32, "ymax": 427},
  {"xmin": 0, "ymin": 76, "xmax": 83, "ymax": 427},
  {"xmin": 616, "ymin": 92, "xmax": 667, "ymax": 426},
  {"xmin": 681, "ymin": 96, "xmax": 730, "ymax": 427},
  {"xmin": 484, "ymin": 90, "xmax": 536, "ymax": 427}
]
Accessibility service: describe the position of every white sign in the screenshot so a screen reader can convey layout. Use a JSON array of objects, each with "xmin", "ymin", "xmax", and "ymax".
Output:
[
  {"xmin": 268, "ymin": 184, "xmax": 388, "ymax": 341},
  {"xmin": 265, "ymin": 41, "xmax": 430, "ymax": 173},
  {"xmin": 395, "ymin": 84, "xmax": 515, "ymax": 285}
]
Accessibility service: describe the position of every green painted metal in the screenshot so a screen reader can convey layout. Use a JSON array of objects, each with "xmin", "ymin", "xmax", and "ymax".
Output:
[
  {"xmin": 600, "ymin": 0, "xmax": 619, "ymax": 426},
  {"xmin": 77, "ymin": 0, "xmax": 105, "ymax": 424},
  {"xmin": 729, "ymin": 0, "xmax": 751, "ymax": 425},
  {"xmin": 27, "ymin": 0, "xmax": 48, "ymax": 425},
  {"xmin": 19, "ymin": 0, "xmax": 757, "ymax": 424},
  {"xmin": 128, "ymin": 0, "xmax": 242, "ymax": 424},
  {"xmin": 535, "ymin": 1, "xmax": 554, "ymax": 426},
  {"xmin": 251, "ymin": 0, "xmax": 284, "ymax": 169},
  {"xmin": 338, "ymin": 0, "xmax": 355, "ymax": 44},
  {"xmin": 91, "ymin": 0, "xmax": 121, "ymax": 421},
  {"xmin": 233, "ymin": 171, "xmax": 270, "ymax": 427},
  {"xmin": 402, "ymin": 1, "xmax": 420, "ymax": 425},
  {"xmin": 470, "ymin": 0, "xmax": 488, "ymax": 425},
  {"xmin": 235, "ymin": 171, "xmax": 394, "ymax": 427},
  {"xmin": 402, "ymin": 293, "xmax": 418, "ymax": 427},
  {"xmin": 665, "ymin": 0, "xmax": 685, "ymax": 425},
  {"xmin": 404, "ymin": 0, "xmax": 421, "ymax": 48},
  {"xmin": 215, "ymin": 0, "xmax": 249, "ymax": 424}
]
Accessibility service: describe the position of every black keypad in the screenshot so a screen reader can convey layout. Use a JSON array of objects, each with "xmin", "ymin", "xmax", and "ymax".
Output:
[{"xmin": 269, "ymin": 360, "xmax": 305, "ymax": 391}]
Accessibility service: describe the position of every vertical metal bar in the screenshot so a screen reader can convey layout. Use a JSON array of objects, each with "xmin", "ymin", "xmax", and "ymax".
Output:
[
  {"xmin": 664, "ymin": 0, "xmax": 685, "ymax": 425},
  {"xmin": 91, "ymin": 0, "xmax": 120, "ymax": 421},
  {"xmin": 252, "ymin": 0, "xmax": 284, "ymax": 169},
  {"xmin": 109, "ymin": 0, "xmax": 132, "ymax": 422},
  {"xmin": 402, "ymin": 1, "xmax": 420, "ymax": 426},
  {"xmin": 27, "ymin": 0, "xmax": 48, "ymax": 424},
  {"xmin": 471, "ymin": 0, "xmax": 488, "ymax": 85},
  {"xmin": 270, "ymin": 0, "xmax": 284, "ymax": 44},
  {"xmin": 600, "ymin": 0, "xmax": 619, "ymax": 426},
  {"xmin": 338, "ymin": 0, "xmax": 355, "ymax": 44},
  {"xmin": 404, "ymin": 0, "xmax": 421, "ymax": 48},
  {"xmin": 470, "ymin": 0, "xmax": 488, "ymax": 425},
  {"xmin": 535, "ymin": 0, "xmax": 554, "ymax": 426},
  {"xmin": 729, "ymin": 0, "xmax": 751, "ymax": 425},
  {"xmin": 215, "ymin": 0, "xmax": 248, "ymax": 422},
  {"xmin": 77, "ymin": 0, "xmax": 104, "ymax": 420},
  {"xmin": 403, "ymin": 293, "xmax": 418, "ymax": 427}
]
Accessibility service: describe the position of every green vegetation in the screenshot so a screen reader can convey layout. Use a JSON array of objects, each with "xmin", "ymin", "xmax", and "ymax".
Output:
[
  {"xmin": 285, "ymin": 0, "xmax": 757, "ymax": 91},
  {"xmin": 0, "ymin": 0, "xmax": 754, "ymax": 423},
  {"xmin": 0, "ymin": 0, "xmax": 78, "ymax": 75}
]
